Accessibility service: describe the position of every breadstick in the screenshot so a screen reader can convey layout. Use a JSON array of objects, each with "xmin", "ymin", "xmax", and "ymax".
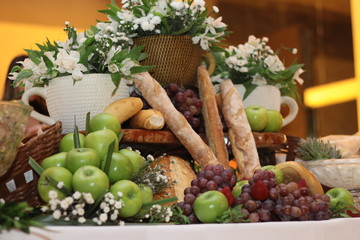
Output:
[
  {"xmin": 197, "ymin": 66, "xmax": 229, "ymax": 166},
  {"xmin": 133, "ymin": 72, "xmax": 221, "ymax": 168},
  {"xmin": 220, "ymin": 80, "xmax": 260, "ymax": 178}
]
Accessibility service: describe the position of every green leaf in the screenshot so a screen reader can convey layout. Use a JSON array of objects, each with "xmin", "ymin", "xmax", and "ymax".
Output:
[
  {"xmin": 73, "ymin": 124, "xmax": 81, "ymax": 149},
  {"xmin": 103, "ymin": 141, "xmax": 115, "ymax": 175},
  {"xmin": 28, "ymin": 157, "xmax": 43, "ymax": 176},
  {"xmin": 13, "ymin": 69, "xmax": 33, "ymax": 86},
  {"xmin": 86, "ymin": 112, "xmax": 91, "ymax": 136},
  {"xmin": 130, "ymin": 65, "xmax": 154, "ymax": 74},
  {"xmin": 42, "ymin": 54, "xmax": 54, "ymax": 69},
  {"xmin": 45, "ymin": 175, "xmax": 72, "ymax": 197},
  {"xmin": 118, "ymin": 131, "xmax": 124, "ymax": 142}
]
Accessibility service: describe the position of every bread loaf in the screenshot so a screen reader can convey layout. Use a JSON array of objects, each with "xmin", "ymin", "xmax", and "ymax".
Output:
[
  {"xmin": 220, "ymin": 80, "xmax": 261, "ymax": 178},
  {"xmin": 152, "ymin": 155, "xmax": 196, "ymax": 202},
  {"xmin": 197, "ymin": 66, "xmax": 229, "ymax": 166},
  {"xmin": 133, "ymin": 71, "xmax": 222, "ymax": 168},
  {"xmin": 130, "ymin": 109, "xmax": 165, "ymax": 130}
]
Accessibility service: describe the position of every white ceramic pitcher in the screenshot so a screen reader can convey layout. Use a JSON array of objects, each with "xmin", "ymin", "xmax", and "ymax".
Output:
[
  {"xmin": 21, "ymin": 74, "xmax": 130, "ymax": 134},
  {"xmin": 235, "ymin": 84, "xmax": 298, "ymax": 127}
]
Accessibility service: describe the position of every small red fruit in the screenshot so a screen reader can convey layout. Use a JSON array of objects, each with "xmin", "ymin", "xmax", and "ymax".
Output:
[
  {"xmin": 346, "ymin": 206, "xmax": 360, "ymax": 217},
  {"xmin": 297, "ymin": 178, "xmax": 307, "ymax": 189},
  {"xmin": 251, "ymin": 180, "xmax": 269, "ymax": 200},
  {"xmin": 221, "ymin": 187, "xmax": 235, "ymax": 206}
]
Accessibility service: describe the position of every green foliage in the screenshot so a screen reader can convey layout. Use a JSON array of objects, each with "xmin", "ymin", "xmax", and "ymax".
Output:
[{"xmin": 296, "ymin": 137, "xmax": 343, "ymax": 161}]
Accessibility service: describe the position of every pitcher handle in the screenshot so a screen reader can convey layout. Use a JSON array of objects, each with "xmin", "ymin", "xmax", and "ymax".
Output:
[
  {"xmin": 280, "ymin": 96, "xmax": 298, "ymax": 127},
  {"xmin": 21, "ymin": 87, "xmax": 56, "ymax": 126},
  {"xmin": 202, "ymin": 52, "xmax": 216, "ymax": 76}
]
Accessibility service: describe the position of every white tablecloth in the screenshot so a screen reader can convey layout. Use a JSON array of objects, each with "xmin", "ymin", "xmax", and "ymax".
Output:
[{"xmin": 2, "ymin": 218, "xmax": 360, "ymax": 240}]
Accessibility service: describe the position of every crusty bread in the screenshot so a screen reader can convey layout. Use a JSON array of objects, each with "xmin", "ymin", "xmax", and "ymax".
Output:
[
  {"xmin": 197, "ymin": 66, "xmax": 229, "ymax": 166},
  {"xmin": 152, "ymin": 155, "xmax": 196, "ymax": 202},
  {"xmin": 133, "ymin": 71, "xmax": 222, "ymax": 168}
]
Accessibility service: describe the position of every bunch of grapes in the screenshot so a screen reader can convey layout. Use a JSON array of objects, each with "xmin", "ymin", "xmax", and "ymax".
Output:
[
  {"xmin": 164, "ymin": 83, "xmax": 204, "ymax": 132},
  {"xmin": 234, "ymin": 169, "xmax": 332, "ymax": 222},
  {"xmin": 177, "ymin": 164, "xmax": 237, "ymax": 223}
]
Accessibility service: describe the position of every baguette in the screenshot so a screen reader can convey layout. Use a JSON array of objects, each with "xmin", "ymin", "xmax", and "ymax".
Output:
[
  {"xmin": 133, "ymin": 72, "xmax": 221, "ymax": 168},
  {"xmin": 197, "ymin": 66, "xmax": 229, "ymax": 166},
  {"xmin": 220, "ymin": 80, "xmax": 260, "ymax": 178},
  {"xmin": 103, "ymin": 97, "xmax": 143, "ymax": 124},
  {"xmin": 130, "ymin": 109, "xmax": 165, "ymax": 130}
]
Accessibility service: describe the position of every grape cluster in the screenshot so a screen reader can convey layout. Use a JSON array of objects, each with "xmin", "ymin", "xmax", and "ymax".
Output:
[
  {"xmin": 177, "ymin": 164, "xmax": 237, "ymax": 223},
  {"xmin": 164, "ymin": 83, "xmax": 204, "ymax": 132},
  {"xmin": 234, "ymin": 169, "xmax": 332, "ymax": 222}
]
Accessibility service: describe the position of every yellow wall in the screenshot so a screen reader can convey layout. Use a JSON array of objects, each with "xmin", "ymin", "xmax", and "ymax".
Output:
[{"xmin": 0, "ymin": 0, "xmax": 109, "ymax": 99}]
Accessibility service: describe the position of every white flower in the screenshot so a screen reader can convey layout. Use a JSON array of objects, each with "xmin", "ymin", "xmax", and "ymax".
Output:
[
  {"xmin": 60, "ymin": 201, "xmax": 69, "ymax": 210},
  {"xmin": 205, "ymin": 16, "xmax": 227, "ymax": 35},
  {"xmin": 292, "ymin": 48, "xmax": 298, "ymax": 54},
  {"xmin": 264, "ymin": 55, "xmax": 285, "ymax": 73},
  {"xmin": 103, "ymin": 206, "xmax": 110, "ymax": 213},
  {"xmin": 119, "ymin": 220, "xmax": 125, "ymax": 226},
  {"xmin": 108, "ymin": 63, "xmax": 120, "ymax": 73},
  {"xmin": 55, "ymin": 49, "xmax": 87, "ymax": 80},
  {"xmin": 78, "ymin": 217, "xmax": 86, "ymax": 224},
  {"xmin": 293, "ymin": 68, "xmax": 304, "ymax": 85},
  {"xmin": 117, "ymin": 10, "xmax": 135, "ymax": 22},
  {"xmin": 100, "ymin": 202, "xmax": 108, "ymax": 209},
  {"xmin": 213, "ymin": 6, "xmax": 219, "ymax": 13},
  {"xmin": 83, "ymin": 193, "xmax": 95, "ymax": 204},
  {"xmin": 114, "ymin": 201, "xmax": 123, "ymax": 209},
  {"xmin": 57, "ymin": 181, "xmax": 64, "ymax": 189},
  {"xmin": 73, "ymin": 191, "xmax": 81, "ymax": 200},
  {"xmin": 48, "ymin": 190, "xmax": 58, "ymax": 200},
  {"xmin": 120, "ymin": 58, "xmax": 135, "ymax": 76},
  {"xmin": 77, "ymin": 208, "xmax": 85, "ymax": 216},
  {"xmin": 252, "ymin": 74, "xmax": 267, "ymax": 86},
  {"xmin": 110, "ymin": 213, "xmax": 118, "ymax": 221},
  {"xmin": 170, "ymin": 1, "xmax": 185, "ymax": 10},
  {"xmin": 41, "ymin": 206, "xmax": 49, "ymax": 212},
  {"xmin": 99, "ymin": 213, "xmax": 108, "ymax": 222},
  {"xmin": 53, "ymin": 210, "xmax": 61, "ymax": 220}
]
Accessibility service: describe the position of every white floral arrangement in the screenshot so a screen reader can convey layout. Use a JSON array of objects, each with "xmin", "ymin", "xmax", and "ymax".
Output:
[
  {"xmin": 9, "ymin": 22, "xmax": 152, "ymax": 95},
  {"xmin": 98, "ymin": 0, "xmax": 229, "ymax": 51},
  {"xmin": 212, "ymin": 35, "xmax": 305, "ymax": 99}
]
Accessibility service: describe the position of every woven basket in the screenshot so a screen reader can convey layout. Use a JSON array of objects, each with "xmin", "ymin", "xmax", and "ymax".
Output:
[
  {"xmin": 134, "ymin": 35, "xmax": 205, "ymax": 87},
  {"xmin": 0, "ymin": 121, "xmax": 62, "ymax": 206}
]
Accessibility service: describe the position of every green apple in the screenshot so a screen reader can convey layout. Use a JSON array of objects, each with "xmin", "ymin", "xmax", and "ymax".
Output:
[
  {"xmin": 326, "ymin": 188, "xmax": 354, "ymax": 208},
  {"xmin": 65, "ymin": 148, "xmax": 101, "ymax": 173},
  {"xmin": 89, "ymin": 113, "xmax": 121, "ymax": 136},
  {"xmin": 101, "ymin": 152, "xmax": 134, "ymax": 184},
  {"xmin": 232, "ymin": 180, "xmax": 249, "ymax": 198},
  {"xmin": 118, "ymin": 149, "xmax": 145, "ymax": 173},
  {"xmin": 193, "ymin": 190, "xmax": 229, "ymax": 223},
  {"xmin": 245, "ymin": 105, "xmax": 269, "ymax": 132},
  {"xmin": 37, "ymin": 166, "xmax": 72, "ymax": 202},
  {"xmin": 263, "ymin": 110, "xmax": 283, "ymax": 132},
  {"xmin": 139, "ymin": 184, "xmax": 153, "ymax": 204},
  {"xmin": 261, "ymin": 165, "xmax": 284, "ymax": 184},
  {"xmin": 110, "ymin": 180, "xmax": 143, "ymax": 218},
  {"xmin": 59, "ymin": 132, "xmax": 85, "ymax": 152},
  {"xmin": 72, "ymin": 166, "xmax": 110, "ymax": 201},
  {"xmin": 41, "ymin": 152, "xmax": 67, "ymax": 169},
  {"xmin": 84, "ymin": 129, "xmax": 119, "ymax": 161}
]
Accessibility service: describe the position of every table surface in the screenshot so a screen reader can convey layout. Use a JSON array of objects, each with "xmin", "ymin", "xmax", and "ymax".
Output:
[{"xmin": 2, "ymin": 218, "xmax": 360, "ymax": 240}]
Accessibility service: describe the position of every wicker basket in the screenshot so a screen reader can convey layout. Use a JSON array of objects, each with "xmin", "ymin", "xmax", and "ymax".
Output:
[
  {"xmin": 0, "ymin": 121, "xmax": 62, "ymax": 206},
  {"xmin": 134, "ymin": 35, "xmax": 205, "ymax": 87}
]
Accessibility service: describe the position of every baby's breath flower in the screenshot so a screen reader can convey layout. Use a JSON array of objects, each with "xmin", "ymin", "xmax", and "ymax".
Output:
[
  {"xmin": 57, "ymin": 181, "xmax": 64, "ymax": 189},
  {"xmin": 117, "ymin": 192, "xmax": 123, "ymax": 198},
  {"xmin": 99, "ymin": 213, "xmax": 108, "ymax": 223},
  {"xmin": 114, "ymin": 201, "xmax": 123, "ymax": 209},
  {"xmin": 83, "ymin": 193, "xmax": 95, "ymax": 204},
  {"xmin": 119, "ymin": 220, "xmax": 125, "ymax": 226},
  {"xmin": 53, "ymin": 210, "xmax": 61, "ymax": 220},
  {"xmin": 73, "ymin": 191, "xmax": 81, "ymax": 200},
  {"xmin": 48, "ymin": 190, "xmax": 58, "ymax": 200},
  {"xmin": 41, "ymin": 206, "xmax": 49, "ymax": 212},
  {"xmin": 78, "ymin": 217, "xmax": 86, "ymax": 223},
  {"xmin": 0, "ymin": 199, "xmax": 5, "ymax": 204}
]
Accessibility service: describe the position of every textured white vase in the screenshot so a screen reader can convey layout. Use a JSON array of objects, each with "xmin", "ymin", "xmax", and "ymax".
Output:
[
  {"xmin": 22, "ymin": 74, "xmax": 130, "ymax": 133},
  {"xmin": 234, "ymin": 84, "xmax": 298, "ymax": 127}
]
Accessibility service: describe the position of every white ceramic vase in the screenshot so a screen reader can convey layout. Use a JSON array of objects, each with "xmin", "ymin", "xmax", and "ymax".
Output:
[
  {"xmin": 22, "ymin": 74, "xmax": 130, "ymax": 133},
  {"xmin": 234, "ymin": 84, "xmax": 299, "ymax": 127}
]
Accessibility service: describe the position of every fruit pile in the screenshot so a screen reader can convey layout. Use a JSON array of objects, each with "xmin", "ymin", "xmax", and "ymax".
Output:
[
  {"xmin": 233, "ymin": 169, "xmax": 332, "ymax": 222},
  {"xmin": 37, "ymin": 112, "xmax": 171, "ymax": 223},
  {"xmin": 175, "ymin": 164, "xmax": 346, "ymax": 224}
]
